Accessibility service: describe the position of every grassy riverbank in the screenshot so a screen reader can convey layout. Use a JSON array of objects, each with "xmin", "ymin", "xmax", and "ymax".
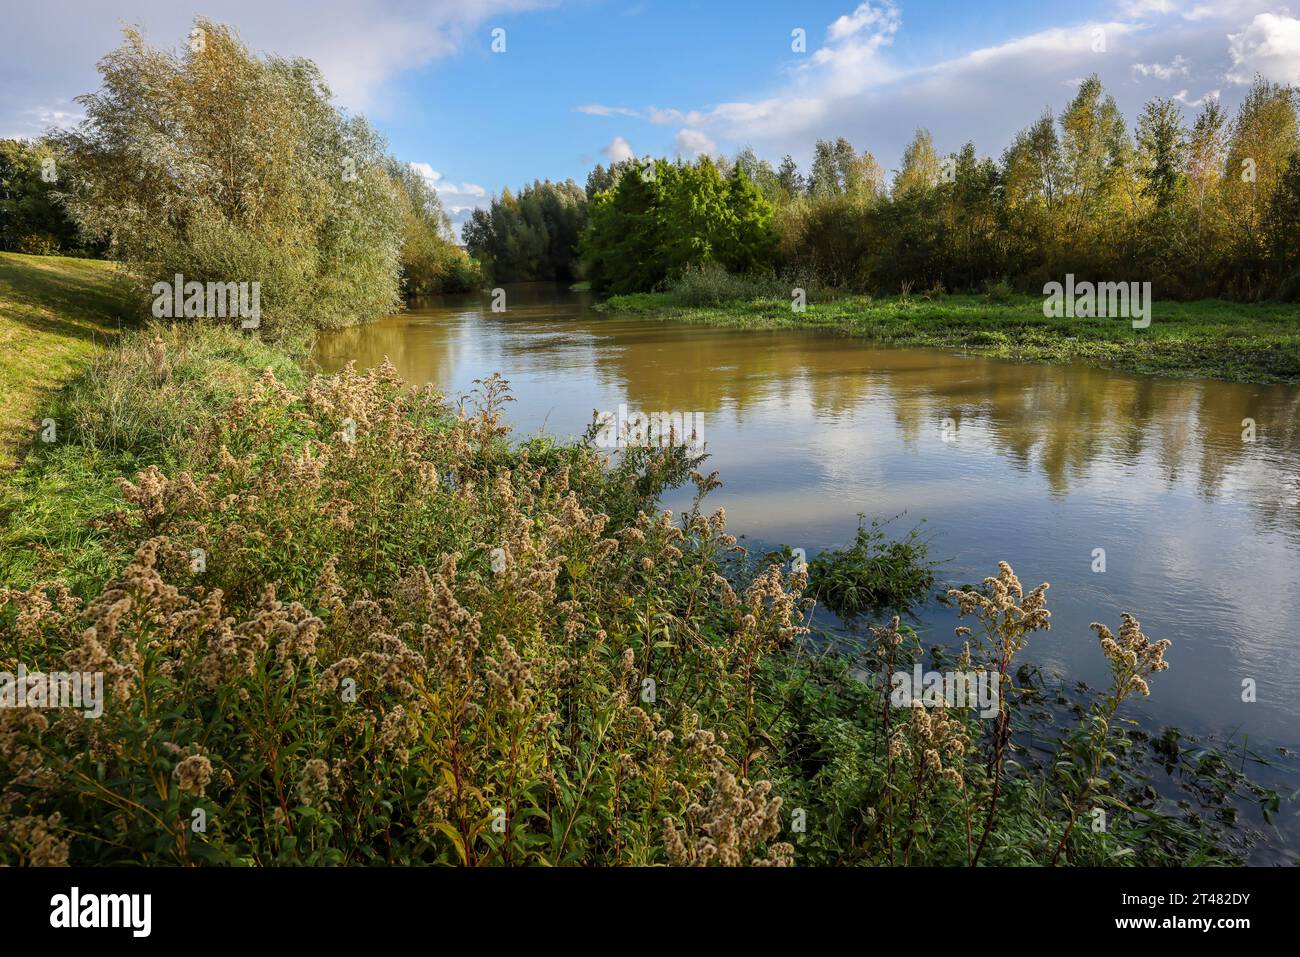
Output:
[
  {"xmin": 598, "ymin": 290, "xmax": 1300, "ymax": 385},
  {"xmin": 0, "ymin": 252, "xmax": 130, "ymax": 467},
  {"xmin": 0, "ymin": 256, "xmax": 1277, "ymax": 866}
]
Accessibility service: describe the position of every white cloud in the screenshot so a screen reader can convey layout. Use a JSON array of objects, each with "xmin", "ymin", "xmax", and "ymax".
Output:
[
  {"xmin": 1226, "ymin": 14, "xmax": 1300, "ymax": 85},
  {"xmin": 1132, "ymin": 54, "xmax": 1191, "ymax": 78},
  {"xmin": 571, "ymin": 1, "xmax": 1285, "ymax": 175},
  {"xmin": 409, "ymin": 161, "xmax": 442, "ymax": 185},
  {"xmin": 826, "ymin": 1, "xmax": 901, "ymax": 43},
  {"xmin": 0, "ymin": 0, "xmax": 558, "ymax": 136},
  {"xmin": 602, "ymin": 135, "xmax": 635, "ymax": 163},
  {"xmin": 1120, "ymin": 0, "xmax": 1179, "ymax": 15},
  {"xmin": 575, "ymin": 104, "xmax": 640, "ymax": 117},
  {"xmin": 1174, "ymin": 87, "xmax": 1219, "ymax": 106},
  {"xmin": 409, "ymin": 160, "xmax": 487, "ymax": 234},
  {"xmin": 672, "ymin": 127, "xmax": 717, "ymax": 158}
]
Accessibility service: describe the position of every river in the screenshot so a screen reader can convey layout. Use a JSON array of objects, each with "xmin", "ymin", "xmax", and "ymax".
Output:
[{"xmin": 315, "ymin": 282, "xmax": 1300, "ymax": 859}]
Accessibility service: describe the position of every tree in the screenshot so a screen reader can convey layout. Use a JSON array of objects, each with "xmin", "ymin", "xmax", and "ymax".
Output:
[
  {"xmin": 0, "ymin": 138, "xmax": 95, "ymax": 254},
  {"xmin": 53, "ymin": 19, "xmax": 402, "ymax": 339},
  {"xmin": 808, "ymin": 140, "xmax": 840, "ymax": 197},
  {"xmin": 1136, "ymin": 98, "xmax": 1187, "ymax": 208},
  {"xmin": 580, "ymin": 156, "xmax": 777, "ymax": 293},
  {"xmin": 581, "ymin": 160, "xmax": 665, "ymax": 294},
  {"xmin": 464, "ymin": 179, "xmax": 587, "ymax": 283},
  {"xmin": 775, "ymin": 154, "xmax": 804, "ymax": 199},
  {"xmin": 387, "ymin": 159, "xmax": 480, "ymax": 295},
  {"xmin": 894, "ymin": 129, "xmax": 941, "ymax": 197},
  {"xmin": 1220, "ymin": 78, "xmax": 1299, "ymax": 295},
  {"xmin": 719, "ymin": 163, "xmax": 778, "ymax": 273}
]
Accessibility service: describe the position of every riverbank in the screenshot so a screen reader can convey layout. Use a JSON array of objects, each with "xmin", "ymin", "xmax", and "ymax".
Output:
[
  {"xmin": 0, "ymin": 256, "xmax": 1277, "ymax": 866},
  {"xmin": 597, "ymin": 291, "xmax": 1300, "ymax": 385},
  {"xmin": 0, "ymin": 252, "xmax": 130, "ymax": 467}
]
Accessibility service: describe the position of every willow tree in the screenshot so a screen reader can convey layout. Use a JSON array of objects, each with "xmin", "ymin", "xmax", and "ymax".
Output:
[{"xmin": 53, "ymin": 19, "xmax": 402, "ymax": 340}]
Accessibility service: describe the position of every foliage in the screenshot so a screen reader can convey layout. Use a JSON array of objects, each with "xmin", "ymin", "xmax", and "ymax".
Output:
[
  {"xmin": 659, "ymin": 74, "xmax": 1300, "ymax": 302},
  {"xmin": 806, "ymin": 516, "xmax": 937, "ymax": 618},
  {"xmin": 581, "ymin": 157, "xmax": 778, "ymax": 295},
  {"xmin": 51, "ymin": 19, "xmax": 403, "ymax": 341},
  {"xmin": 386, "ymin": 159, "xmax": 482, "ymax": 296},
  {"xmin": 463, "ymin": 179, "xmax": 587, "ymax": 283},
  {"xmin": 0, "ymin": 139, "xmax": 102, "ymax": 257}
]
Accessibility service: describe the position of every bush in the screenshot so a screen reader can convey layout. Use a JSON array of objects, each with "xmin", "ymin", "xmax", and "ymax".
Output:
[
  {"xmin": 0, "ymin": 356, "xmax": 810, "ymax": 865},
  {"xmin": 807, "ymin": 516, "xmax": 937, "ymax": 618},
  {"xmin": 983, "ymin": 278, "xmax": 1015, "ymax": 303}
]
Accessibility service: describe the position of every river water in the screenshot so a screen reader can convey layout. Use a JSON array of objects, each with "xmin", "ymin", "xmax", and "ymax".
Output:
[{"xmin": 315, "ymin": 282, "xmax": 1300, "ymax": 857}]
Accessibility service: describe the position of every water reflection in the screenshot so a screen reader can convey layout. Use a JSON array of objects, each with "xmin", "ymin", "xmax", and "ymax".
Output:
[{"xmin": 315, "ymin": 283, "xmax": 1300, "ymax": 750}]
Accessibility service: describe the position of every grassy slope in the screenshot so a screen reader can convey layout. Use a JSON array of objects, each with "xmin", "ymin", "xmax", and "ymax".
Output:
[
  {"xmin": 0, "ymin": 252, "xmax": 130, "ymax": 467},
  {"xmin": 0, "ymin": 254, "xmax": 299, "ymax": 591},
  {"xmin": 599, "ymin": 292, "xmax": 1300, "ymax": 385}
]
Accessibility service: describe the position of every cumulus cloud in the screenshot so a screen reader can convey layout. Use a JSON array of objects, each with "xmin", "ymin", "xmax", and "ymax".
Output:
[
  {"xmin": 1122, "ymin": 0, "xmax": 1179, "ymax": 15},
  {"xmin": 572, "ymin": 1, "xmax": 1289, "ymax": 174},
  {"xmin": 409, "ymin": 161, "xmax": 488, "ymax": 233},
  {"xmin": 602, "ymin": 135, "xmax": 636, "ymax": 163},
  {"xmin": 1174, "ymin": 87, "xmax": 1220, "ymax": 106},
  {"xmin": 1226, "ymin": 13, "xmax": 1300, "ymax": 85},
  {"xmin": 672, "ymin": 127, "xmax": 716, "ymax": 158},
  {"xmin": 575, "ymin": 104, "xmax": 640, "ymax": 117},
  {"xmin": 826, "ymin": 0, "xmax": 901, "ymax": 43}
]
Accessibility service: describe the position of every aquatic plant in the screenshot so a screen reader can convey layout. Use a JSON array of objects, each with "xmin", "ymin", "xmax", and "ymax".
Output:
[{"xmin": 807, "ymin": 516, "xmax": 937, "ymax": 618}]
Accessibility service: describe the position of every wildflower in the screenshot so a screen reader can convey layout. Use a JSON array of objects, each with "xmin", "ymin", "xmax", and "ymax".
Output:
[
  {"xmin": 173, "ymin": 753, "xmax": 214, "ymax": 797},
  {"xmin": 298, "ymin": 759, "xmax": 330, "ymax": 808}
]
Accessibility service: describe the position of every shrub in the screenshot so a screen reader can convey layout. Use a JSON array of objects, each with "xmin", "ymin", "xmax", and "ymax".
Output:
[
  {"xmin": 807, "ymin": 516, "xmax": 937, "ymax": 618},
  {"xmin": 0, "ymin": 362, "xmax": 809, "ymax": 865}
]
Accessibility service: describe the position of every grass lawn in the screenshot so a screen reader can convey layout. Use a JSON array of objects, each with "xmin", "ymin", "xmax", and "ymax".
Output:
[
  {"xmin": 0, "ymin": 251, "xmax": 131, "ymax": 467},
  {"xmin": 598, "ymin": 291, "xmax": 1300, "ymax": 385}
]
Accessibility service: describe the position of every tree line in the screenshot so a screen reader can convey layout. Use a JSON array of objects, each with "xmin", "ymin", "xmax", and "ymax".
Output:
[{"xmin": 468, "ymin": 73, "xmax": 1300, "ymax": 302}]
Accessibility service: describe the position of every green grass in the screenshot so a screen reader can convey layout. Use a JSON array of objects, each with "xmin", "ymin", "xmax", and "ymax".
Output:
[
  {"xmin": 0, "ymin": 252, "xmax": 131, "ymax": 467},
  {"xmin": 0, "ymin": 254, "xmax": 304, "ymax": 590},
  {"xmin": 599, "ymin": 291, "xmax": 1300, "ymax": 384}
]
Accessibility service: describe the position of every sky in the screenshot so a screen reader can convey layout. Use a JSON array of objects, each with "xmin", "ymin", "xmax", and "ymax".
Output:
[{"xmin": 3, "ymin": 0, "xmax": 1300, "ymax": 237}]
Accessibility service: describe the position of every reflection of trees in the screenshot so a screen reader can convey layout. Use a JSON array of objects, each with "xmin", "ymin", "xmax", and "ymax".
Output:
[
  {"xmin": 316, "ymin": 286, "xmax": 1300, "ymax": 536},
  {"xmin": 313, "ymin": 310, "xmax": 468, "ymax": 393}
]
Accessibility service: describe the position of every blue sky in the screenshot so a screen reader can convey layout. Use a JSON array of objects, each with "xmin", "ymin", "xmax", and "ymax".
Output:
[{"xmin": 4, "ymin": 1, "xmax": 1299, "ymax": 235}]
